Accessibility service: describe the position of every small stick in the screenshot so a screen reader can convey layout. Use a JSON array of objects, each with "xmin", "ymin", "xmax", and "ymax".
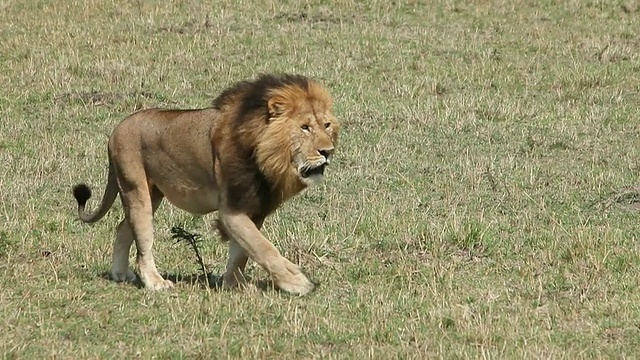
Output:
[{"xmin": 170, "ymin": 226, "xmax": 210, "ymax": 287}]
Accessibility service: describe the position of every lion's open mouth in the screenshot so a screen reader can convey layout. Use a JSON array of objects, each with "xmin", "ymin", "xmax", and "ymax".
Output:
[{"xmin": 300, "ymin": 163, "xmax": 327, "ymax": 178}]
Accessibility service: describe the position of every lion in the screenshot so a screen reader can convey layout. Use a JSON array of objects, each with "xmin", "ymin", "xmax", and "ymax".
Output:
[{"xmin": 72, "ymin": 74, "xmax": 340, "ymax": 296}]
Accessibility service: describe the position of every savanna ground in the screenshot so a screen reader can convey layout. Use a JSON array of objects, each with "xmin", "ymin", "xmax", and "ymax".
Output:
[{"xmin": 1, "ymin": 0, "xmax": 640, "ymax": 358}]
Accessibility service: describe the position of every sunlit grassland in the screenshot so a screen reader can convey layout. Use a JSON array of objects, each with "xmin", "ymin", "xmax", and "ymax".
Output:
[{"xmin": 1, "ymin": 0, "xmax": 640, "ymax": 358}]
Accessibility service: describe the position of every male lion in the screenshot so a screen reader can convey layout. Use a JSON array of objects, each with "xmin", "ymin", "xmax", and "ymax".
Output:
[{"xmin": 72, "ymin": 74, "xmax": 339, "ymax": 296}]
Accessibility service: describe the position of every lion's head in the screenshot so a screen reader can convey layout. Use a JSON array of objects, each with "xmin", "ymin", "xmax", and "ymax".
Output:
[
  {"xmin": 254, "ymin": 76, "xmax": 340, "ymax": 194},
  {"xmin": 213, "ymin": 74, "xmax": 340, "ymax": 209}
]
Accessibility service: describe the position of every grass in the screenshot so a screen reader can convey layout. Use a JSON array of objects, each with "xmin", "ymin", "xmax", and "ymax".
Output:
[{"xmin": 1, "ymin": 0, "xmax": 640, "ymax": 358}]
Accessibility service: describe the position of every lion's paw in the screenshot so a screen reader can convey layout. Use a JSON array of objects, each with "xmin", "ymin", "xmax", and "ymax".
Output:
[
  {"xmin": 277, "ymin": 273, "xmax": 315, "ymax": 296},
  {"xmin": 112, "ymin": 270, "xmax": 137, "ymax": 283},
  {"xmin": 222, "ymin": 271, "xmax": 247, "ymax": 290},
  {"xmin": 144, "ymin": 278, "xmax": 174, "ymax": 291},
  {"xmin": 275, "ymin": 263, "xmax": 316, "ymax": 296}
]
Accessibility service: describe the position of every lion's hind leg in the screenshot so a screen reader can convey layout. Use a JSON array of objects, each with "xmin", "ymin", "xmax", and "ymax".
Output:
[
  {"xmin": 111, "ymin": 188, "xmax": 164, "ymax": 286},
  {"xmin": 111, "ymin": 219, "xmax": 137, "ymax": 283},
  {"xmin": 116, "ymin": 166, "xmax": 172, "ymax": 291}
]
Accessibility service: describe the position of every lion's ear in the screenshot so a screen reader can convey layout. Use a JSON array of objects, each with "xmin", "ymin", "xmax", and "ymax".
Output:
[{"xmin": 267, "ymin": 97, "xmax": 286, "ymax": 118}]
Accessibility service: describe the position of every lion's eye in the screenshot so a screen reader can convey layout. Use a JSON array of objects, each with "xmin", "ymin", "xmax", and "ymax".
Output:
[
  {"xmin": 324, "ymin": 122, "xmax": 331, "ymax": 128},
  {"xmin": 301, "ymin": 124, "xmax": 310, "ymax": 131}
]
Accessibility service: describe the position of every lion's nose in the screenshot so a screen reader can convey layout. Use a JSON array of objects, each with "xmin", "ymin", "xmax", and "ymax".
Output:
[{"xmin": 318, "ymin": 148, "xmax": 334, "ymax": 159}]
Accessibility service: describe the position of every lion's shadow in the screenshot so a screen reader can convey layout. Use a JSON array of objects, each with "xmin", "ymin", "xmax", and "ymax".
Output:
[{"xmin": 98, "ymin": 271, "xmax": 277, "ymax": 292}]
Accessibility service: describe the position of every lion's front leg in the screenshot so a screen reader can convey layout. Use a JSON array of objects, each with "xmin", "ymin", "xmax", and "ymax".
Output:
[
  {"xmin": 219, "ymin": 212, "xmax": 315, "ymax": 296},
  {"xmin": 222, "ymin": 240, "xmax": 249, "ymax": 289}
]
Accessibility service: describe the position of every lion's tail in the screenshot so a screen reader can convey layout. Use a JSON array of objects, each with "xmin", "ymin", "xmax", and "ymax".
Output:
[{"xmin": 73, "ymin": 160, "xmax": 118, "ymax": 224}]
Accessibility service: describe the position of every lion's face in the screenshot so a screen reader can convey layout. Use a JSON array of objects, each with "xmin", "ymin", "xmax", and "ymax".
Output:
[{"xmin": 290, "ymin": 109, "xmax": 339, "ymax": 186}]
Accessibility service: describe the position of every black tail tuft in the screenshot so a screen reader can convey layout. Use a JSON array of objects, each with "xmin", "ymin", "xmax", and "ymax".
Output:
[{"xmin": 73, "ymin": 184, "xmax": 92, "ymax": 207}]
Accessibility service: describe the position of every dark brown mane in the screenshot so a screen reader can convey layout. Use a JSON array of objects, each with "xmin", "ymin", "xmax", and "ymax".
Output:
[
  {"xmin": 212, "ymin": 74, "xmax": 311, "ymax": 127},
  {"xmin": 213, "ymin": 74, "xmax": 315, "ymax": 216}
]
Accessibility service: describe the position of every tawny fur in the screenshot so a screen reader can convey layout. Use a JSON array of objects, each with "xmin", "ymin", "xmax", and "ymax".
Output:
[{"xmin": 72, "ymin": 74, "xmax": 340, "ymax": 295}]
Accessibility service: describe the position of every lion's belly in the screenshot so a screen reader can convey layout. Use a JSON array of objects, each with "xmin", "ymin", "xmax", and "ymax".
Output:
[{"xmin": 157, "ymin": 183, "xmax": 220, "ymax": 215}]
